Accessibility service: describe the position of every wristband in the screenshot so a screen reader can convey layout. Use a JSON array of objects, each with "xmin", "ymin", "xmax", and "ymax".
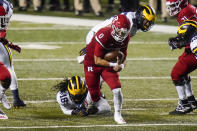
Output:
[
  {"xmin": 120, "ymin": 64, "xmax": 124, "ymax": 69},
  {"xmin": 109, "ymin": 62, "xmax": 118, "ymax": 67}
]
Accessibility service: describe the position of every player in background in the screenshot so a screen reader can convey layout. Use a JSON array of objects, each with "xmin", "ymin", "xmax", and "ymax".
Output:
[
  {"xmin": 166, "ymin": 0, "xmax": 197, "ymax": 114},
  {"xmin": 77, "ymin": 5, "xmax": 156, "ymax": 64},
  {"xmin": 84, "ymin": 15, "xmax": 132, "ymax": 124},
  {"xmin": 168, "ymin": 20, "xmax": 197, "ymax": 114},
  {"xmin": 166, "ymin": 0, "xmax": 197, "ymax": 24},
  {"xmin": 0, "ymin": 0, "xmax": 26, "ymax": 111},
  {"xmin": 54, "ymin": 76, "xmax": 111, "ymax": 116}
]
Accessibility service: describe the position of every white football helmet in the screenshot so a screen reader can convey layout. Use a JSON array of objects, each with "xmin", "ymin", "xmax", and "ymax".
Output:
[
  {"xmin": 0, "ymin": 0, "xmax": 13, "ymax": 30},
  {"xmin": 111, "ymin": 14, "xmax": 131, "ymax": 42},
  {"xmin": 166, "ymin": 0, "xmax": 188, "ymax": 16}
]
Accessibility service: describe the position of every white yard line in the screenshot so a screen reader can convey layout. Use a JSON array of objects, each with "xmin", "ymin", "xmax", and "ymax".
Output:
[
  {"xmin": 0, "ymin": 123, "xmax": 196, "ymax": 129},
  {"xmin": 17, "ymin": 76, "xmax": 197, "ymax": 81},
  {"xmin": 16, "ymin": 41, "xmax": 167, "ymax": 45},
  {"xmin": 21, "ymin": 98, "xmax": 178, "ymax": 104},
  {"xmin": 8, "ymin": 27, "xmax": 91, "ymax": 30},
  {"xmin": 13, "ymin": 57, "xmax": 177, "ymax": 62}
]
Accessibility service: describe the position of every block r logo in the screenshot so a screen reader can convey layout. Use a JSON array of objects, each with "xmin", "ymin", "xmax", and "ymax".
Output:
[{"xmin": 87, "ymin": 66, "xmax": 93, "ymax": 72}]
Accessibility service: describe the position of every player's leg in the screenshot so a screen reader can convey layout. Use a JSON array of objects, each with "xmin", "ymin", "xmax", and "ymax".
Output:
[
  {"xmin": 169, "ymin": 53, "xmax": 197, "ymax": 114},
  {"xmin": 0, "ymin": 63, "xmax": 11, "ymax": 109},
  {"xmin": 102, "ymin": 68, "xmax": 126, "ymax": 124},
  {"xmin": 8, "ymin": 66, "xmax": 26, "ymax": 108},
  {"xmin": 86, "ymin": 92, "xmax": 111, "ymax": 115},
  {"xmin": 84, "ymin": 65, "xmax": 101, "ymax": 102}
]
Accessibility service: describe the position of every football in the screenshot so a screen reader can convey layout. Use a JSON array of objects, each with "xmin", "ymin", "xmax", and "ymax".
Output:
[{"xmin": 104, "ymin": 50, "xmax": 124, "ymax": 63}]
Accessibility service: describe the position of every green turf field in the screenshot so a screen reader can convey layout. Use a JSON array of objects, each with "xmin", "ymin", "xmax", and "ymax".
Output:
[{"xmin": 1, "ymin": 21, "xmax": 197, "ymax": 131}]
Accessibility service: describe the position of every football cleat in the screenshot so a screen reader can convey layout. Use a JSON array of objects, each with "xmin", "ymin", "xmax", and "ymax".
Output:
[
  {"xmin": 0, "ymin": 109, "xmax": 8, "ymax": 119},
  {"xmin": 114, "ymin": 111, "xmax": 126, "ymax": 124},
  {"xmin": 0, "ymin": 92, "xmax": 11, "ymax": 110},
  {"xmin": 190, "ymin": 101, "xmax": 197, "ymax": 110},
  {"xmin": 169, "ymin": 99, "xmax": 193, "ymax": 115},
  {"xmin": 188, "ymin": 95, "xmax": 197, "ymax": 110},
  {"xmin": 13, "ymin": 100, "xmax": 26, "ymax": 109}
]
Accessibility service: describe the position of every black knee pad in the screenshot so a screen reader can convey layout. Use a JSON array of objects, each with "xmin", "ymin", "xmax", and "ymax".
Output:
[
  {"xmin": 184, "ymin": 76, "xmax": 191, "ymax": 84},
  {"xmin": 1, "ymin": 78, "xmax": 11, "ymax": 89},
  {"xmin": 173, "ymin": 79, "xmax": 185, "ymax": 86}
]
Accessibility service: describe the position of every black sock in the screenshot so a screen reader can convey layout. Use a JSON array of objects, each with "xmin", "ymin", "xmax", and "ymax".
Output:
[{"xmin": 11, "ymin": 89, "xmax": 20, "ymax": 102}]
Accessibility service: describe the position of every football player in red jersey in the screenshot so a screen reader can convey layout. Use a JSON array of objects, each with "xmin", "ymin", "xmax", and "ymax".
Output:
[
  {"xmin": 166, "ymin": 0, "xmax": 197, "ymax": 24},
  {"xmin": 0, "ymin": 0, "xmax": 26, "ymax": 113},
  {"xmin": 166, "ymin": 0, "xmax": 197, "ymax": 114},
  {"xmin": 84, "ymin": 14, "xmax": 130, "ymax": 124}
]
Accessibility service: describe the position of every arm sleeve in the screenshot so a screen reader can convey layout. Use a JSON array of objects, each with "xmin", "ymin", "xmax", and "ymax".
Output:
[{"xmin": 59, "ymin": 104, "xmax": 73, "ymax": 115}]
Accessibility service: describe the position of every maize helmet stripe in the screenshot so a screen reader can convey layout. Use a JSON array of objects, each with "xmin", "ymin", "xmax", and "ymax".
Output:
[
  {"xmin": 75, "ymin": 76, "xmax": 80, "ymax": 89},
  {"xmin": 143, "ymin": 5, "xmax": 156, "ymax": 21}
]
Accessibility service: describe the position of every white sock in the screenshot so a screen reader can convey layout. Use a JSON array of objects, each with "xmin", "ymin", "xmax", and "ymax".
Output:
[
  {"xmin": 112, "ymin": 88, "xmax": 122, "ymax": 113},
  {"xmin": 176, "ymin": 85, "xmax": 186, "ymax": 100},
  {"xmin": 185, "ymin": 82, "xmax": 193, "ymax": 97}
]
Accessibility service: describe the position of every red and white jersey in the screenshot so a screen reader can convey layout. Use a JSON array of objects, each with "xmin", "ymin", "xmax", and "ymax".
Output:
[
  {"xmin": 84, "ymin": 26, "xmax": 130, "ymax": 66},
  {"xmin": 177, "ymin": 4, "xmax": 197, "ymax": 24}
]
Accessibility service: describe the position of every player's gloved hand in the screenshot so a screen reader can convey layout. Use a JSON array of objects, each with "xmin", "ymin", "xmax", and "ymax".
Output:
[
  {"xmin": 168, "ymin": 36, "xmax": 186, "ymax": 50},
  {"xmin": 79, "ymin": 46, "xmax": 87, "ymax": 56},
  {"xmin": 8, "ymin": 43, "xmax": 21, "ymax": 53},
  {"xmin": 87, "ymin": 106, "xmax": 98, "ymax": 115},
  {"xmin": 71, "ymin": 107, "xmax": 88, "ymax": 116},
  {"xmin": 168, "ymin": 37, "xmax": 179, "ymax": 50}
]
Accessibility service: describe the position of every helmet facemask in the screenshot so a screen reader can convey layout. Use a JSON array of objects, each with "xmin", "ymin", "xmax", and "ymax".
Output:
[
  {"xmin": 111, "ymin": 24, "xmax": 130, "ymax": 42},
  {"xmin": 0, "ymin": 15, "xmax": 10, "ymax": 30},
  {"xmin": 166, "ymin": 0, "xmax": 181, "ymax": 16},
  {"xmin": 139, "ymin": 16, "xmax": 154, "ymax": 32},
  {"xmin": 69, "ymin": 89, "xmax": 87, "ymax": 104},
  {"xmin": 111, "ymin": 15, "xmax": 131, "ymax": 42}
]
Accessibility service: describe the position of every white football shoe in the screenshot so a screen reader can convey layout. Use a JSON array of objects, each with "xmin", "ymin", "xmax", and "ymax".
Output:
[
  {"xmin": 114, "ymin": 112, "xmax": 126, "ymax": 124},
  {"xmin": 0, "ymin": 109, "xmax": 8, "ymax": 119},
  {"xmin": 0, "ymin": 92, "xmax": 11, "ymax": 110}
]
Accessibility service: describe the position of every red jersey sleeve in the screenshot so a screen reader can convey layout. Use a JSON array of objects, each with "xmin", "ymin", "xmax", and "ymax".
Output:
[{"xmin": 94, "ymin": 29, "xmax": 110, "ymax": 57}]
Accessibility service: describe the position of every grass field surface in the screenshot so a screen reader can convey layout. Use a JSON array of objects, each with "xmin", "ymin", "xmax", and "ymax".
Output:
[{"xmin": 1, "ymin": 21, "xmax": 197, "ymax": 131}]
